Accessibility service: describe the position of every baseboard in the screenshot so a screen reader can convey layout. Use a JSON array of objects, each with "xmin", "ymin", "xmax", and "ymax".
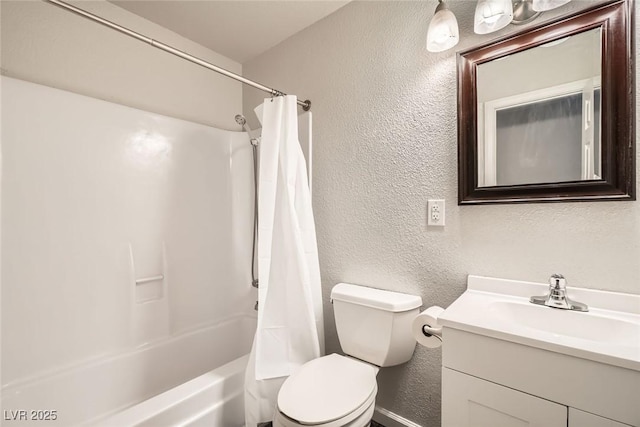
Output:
[{"xmin": 373, "ymin": 406, "xmax": 422, "ymax": 427}]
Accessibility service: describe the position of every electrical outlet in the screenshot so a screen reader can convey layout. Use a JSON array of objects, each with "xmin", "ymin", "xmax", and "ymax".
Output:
[{"xmin": 428, "ymin": 199, "xmax": 445, "ymax": 226}]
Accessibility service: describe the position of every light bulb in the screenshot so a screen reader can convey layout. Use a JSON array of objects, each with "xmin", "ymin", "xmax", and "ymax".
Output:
[
  {"xmin": 474, "ymin": 0, "xmax": 514, "ymax": 34},
  {"xmin": 532, "ymin": 0, "xmax": 571, "ymax": 11},
  {"xmin": 427, "ymin": 1, "xmax": 460, "ymax": 53}
]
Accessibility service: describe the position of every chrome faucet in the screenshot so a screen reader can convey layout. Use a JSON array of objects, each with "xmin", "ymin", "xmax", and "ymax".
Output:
[{"xmin": 530, "ymin": 274, "xmax": 588, "ymax": 312}]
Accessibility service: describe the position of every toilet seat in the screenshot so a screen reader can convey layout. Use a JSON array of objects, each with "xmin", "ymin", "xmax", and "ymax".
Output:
[
  {"xmin": 274, "ymin": 392, "xmax": 376, "ymax": 427},
  {"xmin": 276, "ymin": 354, "xmax": 378, "ymax": 426}
]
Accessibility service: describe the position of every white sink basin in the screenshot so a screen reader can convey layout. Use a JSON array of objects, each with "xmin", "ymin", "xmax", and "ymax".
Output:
[
  {"xmin": 439, "ymin": 275, "xmax": 640, "ymax": 371},
  {"xmin": 488, "ymin": 300, "xmax": 640, "ymax": 345}
]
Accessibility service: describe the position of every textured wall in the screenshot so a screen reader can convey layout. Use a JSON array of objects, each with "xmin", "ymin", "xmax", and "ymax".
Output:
[
  {"xmin": 1, "ymin": 0, "xmax": 242, "ymax": 130},
  {"xmin": 243, "ymin": 1, "xmax": 640, "ymax": 425}
]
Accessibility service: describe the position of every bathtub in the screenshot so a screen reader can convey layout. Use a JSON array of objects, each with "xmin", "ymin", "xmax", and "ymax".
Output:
[
  {"xmin": 91, "ymin": 355, "xmax": 250, "ymax": 427},
  {"xmin": 1, "ymin": 314, "xmax": 256, "ymax": 427}
]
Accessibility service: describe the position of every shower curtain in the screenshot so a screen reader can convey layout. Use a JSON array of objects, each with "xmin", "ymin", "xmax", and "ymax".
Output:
[{"xmin": 244, "ymin": 95, "xmax": 324, "ymax": 426}]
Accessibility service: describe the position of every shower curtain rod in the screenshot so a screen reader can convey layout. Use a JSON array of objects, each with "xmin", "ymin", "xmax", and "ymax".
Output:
[{"xmin": 43, "ymin": 0, "xmax": 312, "ymax": 111}]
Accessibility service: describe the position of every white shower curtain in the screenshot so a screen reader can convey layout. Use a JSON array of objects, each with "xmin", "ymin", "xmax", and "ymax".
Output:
[{"xmin": 244, "ymin": 95, "xmax": 324, "ymax": 426}]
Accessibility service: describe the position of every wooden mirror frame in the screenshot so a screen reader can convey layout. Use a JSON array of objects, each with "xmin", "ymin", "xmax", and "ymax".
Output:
[{"xmin": 458, "ymin": 0, "xmax": 635, "ymax": 205}]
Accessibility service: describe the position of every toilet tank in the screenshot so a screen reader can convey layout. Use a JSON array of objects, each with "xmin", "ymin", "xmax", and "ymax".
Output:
[{"xmin": 331, "ymin": 283, "xmax": 422, "ymax": 367}]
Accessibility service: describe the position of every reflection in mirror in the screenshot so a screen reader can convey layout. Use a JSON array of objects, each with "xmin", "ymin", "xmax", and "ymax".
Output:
[{"xmin": 476, "ymin": 28, "xmax": 602, "ymax": 187}]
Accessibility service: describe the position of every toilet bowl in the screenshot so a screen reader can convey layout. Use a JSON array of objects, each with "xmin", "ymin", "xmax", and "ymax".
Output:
[{"xmin": 273, "ymin": 284, "xmax": 422, "ymax": 427}]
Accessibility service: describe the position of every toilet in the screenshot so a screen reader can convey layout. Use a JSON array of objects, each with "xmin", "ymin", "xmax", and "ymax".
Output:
[{"xmin": 274, "ymin": 283, "xmax": 423, "ymax": 427}]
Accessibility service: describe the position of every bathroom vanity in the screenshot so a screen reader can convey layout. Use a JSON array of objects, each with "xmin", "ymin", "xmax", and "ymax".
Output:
[{"xmin": 439, "ymin": 276, "xmax": 640, "ymax": 427}]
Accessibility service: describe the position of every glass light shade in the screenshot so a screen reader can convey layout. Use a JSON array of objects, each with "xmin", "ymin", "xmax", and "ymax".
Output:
[
  {"xmin": 474, "ymin": 0, "xmax": 514, "ymax": 34},
  {"xmin": 427, "ymin": 2, "xmax": 460, "ymax": 53},
  {"xmin": 532, "ymin": 0, "xmax": 571, "ymax": 11}
]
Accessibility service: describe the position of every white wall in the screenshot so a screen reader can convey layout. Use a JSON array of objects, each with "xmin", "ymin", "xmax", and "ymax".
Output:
[
  {"xmin": 243, "ymin": 1, "xmax": 640, "ymax": 425},
  {"xmin": 0, "ymin": 0, "xmax": 242, "ymax": 130}
]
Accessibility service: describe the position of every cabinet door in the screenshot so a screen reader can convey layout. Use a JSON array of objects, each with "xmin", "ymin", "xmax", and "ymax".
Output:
[
  {"xmin": 442, "ymin": 368, "xmax": 567, "ymax": 427},
  {"xmin": 569, "ymin": 408, "xmax": 632, "ymax": 427}
]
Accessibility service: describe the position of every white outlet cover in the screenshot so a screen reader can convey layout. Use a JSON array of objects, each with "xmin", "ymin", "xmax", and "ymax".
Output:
[{"xmin": 428, "ymin": 199, "xmax": 445, "ymax": 226}]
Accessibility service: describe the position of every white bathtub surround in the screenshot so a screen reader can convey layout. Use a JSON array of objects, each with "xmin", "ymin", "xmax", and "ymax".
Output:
[
  {"xmin": 245, "ymin": 96, "xmax": 324, "ymax": 425},
  {"xmin": 1, "ymin": 76, "xmax": 257, "ymax": 425}
]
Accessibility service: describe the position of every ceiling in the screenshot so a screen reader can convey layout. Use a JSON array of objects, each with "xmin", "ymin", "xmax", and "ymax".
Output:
[{"xmin": 110, "ymin": 1, "xmax": 350, "ymax": 64}]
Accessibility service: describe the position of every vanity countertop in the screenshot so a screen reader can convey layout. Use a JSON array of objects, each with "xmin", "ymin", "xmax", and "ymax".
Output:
[{"xmin": 439, "ymin": 275, "xmax": 640, "ymax": 371}]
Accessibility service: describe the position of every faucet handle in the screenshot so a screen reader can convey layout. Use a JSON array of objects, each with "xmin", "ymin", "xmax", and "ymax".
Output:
[{"xmin": 549, "ymin": 274, "xmax": 566, "ymax": 290}]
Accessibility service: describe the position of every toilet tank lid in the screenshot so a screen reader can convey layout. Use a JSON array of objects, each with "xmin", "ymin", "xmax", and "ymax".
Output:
[{"xmin": 331, "ymin": 283, "xmax": 422, "ymax": 312}]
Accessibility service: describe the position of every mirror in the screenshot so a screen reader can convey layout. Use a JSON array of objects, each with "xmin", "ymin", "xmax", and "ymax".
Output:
[
  {"xmin": 477, "ymin": 29, "xmax": 602, "ymax": 187},
  {"xmin": 458, "ymin": 0, "xmax": 634, "ymax": 204}
]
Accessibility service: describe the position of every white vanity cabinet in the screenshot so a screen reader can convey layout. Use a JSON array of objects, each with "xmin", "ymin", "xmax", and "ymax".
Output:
[
  {"xmin": 442, "ymin": 368, "xmax": 567, "ymax": 427},
  {"xmin": 438, "ymin": 276, "xmax": 640, "ymax": 427},
  {"xmin": 442, "ymin": 367, "xmax": 633, "ymax": 427},
  {"xmin": 570, "ymin": 408, "xmax": 633, "ymax": 427}
]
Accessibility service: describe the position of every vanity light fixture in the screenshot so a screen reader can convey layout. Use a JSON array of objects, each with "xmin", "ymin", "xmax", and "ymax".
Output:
[
  {"xmin": 427, "ymin": 0, "xmax": 572, "ymax": 52},
  {"xmin": 474, "ymin": 0, "xmax": 514, "ymax": 34},
  {"xmin": 427, "ymin": 0, "xmax": 460, "ymax": 52}
]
